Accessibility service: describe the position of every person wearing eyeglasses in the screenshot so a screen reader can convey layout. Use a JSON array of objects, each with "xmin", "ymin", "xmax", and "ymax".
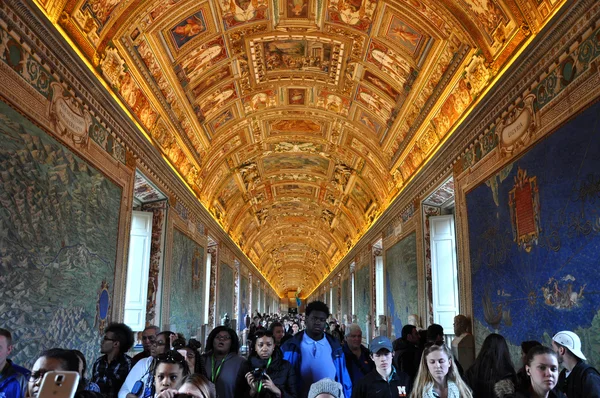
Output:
[
  {"xmin": 28, "ymin": 348, "xmax": 83, "ymax": 398},
  {"xmin": 153, "ymin": 351, "xmax": 190, "ymax": 398},
  {"xmin": 410, "ymin": 343, "xmax": 472, "ymax": 398},
  {"xmin": 174, "ymin": 338, "xmax": 207, "ymax": 378},
  {"xmin": 91, "ymin": 323, "xmax": 134, "ymax": 397},
  {"xmin": 132, "ymin": 326, "xmax": 159, "ymax": 368},
  {"xmin": 119, "ymin": 330, "xmax": 174, "ymax": 398},
  {"xmin": 244, "ymin": 330, "xmax": 297, "ymax": 397},
  {"xmin": 201, "ymin": 326, "xmax": 250, "ymax": 398}
]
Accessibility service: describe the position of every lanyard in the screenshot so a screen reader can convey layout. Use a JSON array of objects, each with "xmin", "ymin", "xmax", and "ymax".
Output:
[
  {"xmin": 257, "ymin": 356, "xmax": 272, "ymax": 394},
  {"xmin": 211, "ymin": 355, "xmax": 226, "ymax": 383}
]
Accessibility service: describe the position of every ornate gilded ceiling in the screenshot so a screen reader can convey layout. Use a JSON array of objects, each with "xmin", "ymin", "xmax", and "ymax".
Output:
[{"xmin": 35, "ymin": 0, "xmax": 564, "ymax": 295}]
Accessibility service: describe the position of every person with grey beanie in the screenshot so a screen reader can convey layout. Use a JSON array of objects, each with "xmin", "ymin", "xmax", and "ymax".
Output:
[{"xmin": 308, "ymin": 378, "xmax": 344, "ymax": 398}]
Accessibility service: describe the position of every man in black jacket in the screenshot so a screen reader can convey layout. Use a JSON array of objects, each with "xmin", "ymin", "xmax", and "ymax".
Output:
[
  {"xmin": 552, "ymin": 330, "xmax": 600, "ymax": 398},
  {"xmin": 351, "ymin": 336, "xmax": 411, "ymax": 398},
  {"xmin": 392, "ymin": 325, "xmax": 421, "ymax": 383}
]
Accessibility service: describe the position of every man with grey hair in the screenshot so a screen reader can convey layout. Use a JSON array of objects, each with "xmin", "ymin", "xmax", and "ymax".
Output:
[
  {"xmin": 131, "ymin": 325, "xmax": 159, "ymax": 367},
  {"xmin": 342, "ymin": 324, "xmax": 374, "ymax": 384}
]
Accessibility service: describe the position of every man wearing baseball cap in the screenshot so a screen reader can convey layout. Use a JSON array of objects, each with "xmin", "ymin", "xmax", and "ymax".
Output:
[
  {"xmin": 351, "ymin": 336, "xmax": 411, "ymax": 397},
  {"xmin": 552, "ymin": 330, "xmax": 600, "ymax": 397}
]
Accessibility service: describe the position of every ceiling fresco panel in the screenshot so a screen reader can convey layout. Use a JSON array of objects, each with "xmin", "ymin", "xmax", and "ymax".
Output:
[{"xmin": 36, "ymin": 0, "xmax": 568, "ymax": 295}]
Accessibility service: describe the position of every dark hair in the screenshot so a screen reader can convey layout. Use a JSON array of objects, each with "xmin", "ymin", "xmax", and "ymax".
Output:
[
  {"xmin": 306, "ymin": 301, "xmax": 330, "ymax": 317},
  {"xmin": 521, "ymin": 340, "xmax": 541, "ymax": 355},
  {"xmin": 156, "ymin": 331, "xmax": 175, "ymax": 350},
  {"xmin": 464, "ymin": 334, "xmax": 515, "ymax": 396},
  {"xmin": 40, "ymin": 349, "xmax": 80, "ymax": 372},
  {"xmin": 516, "ymin": 345, "xmax": 558, "ymax": 391},
  {"xmin": 105, "ymin": 323, "xmax": 135, "ymax": 353},
  {"xmin": 249, "ymin": 330, "xmax": 275, "ymax": 358},
  {"xmin": 75, "ymin": 392, "xmax": 104, "ymax": 398},
  {"xmin": 155, "ymin": 350, "xmax": 191, "ymax": 376},
  {"xmin": 401, "ymin": 324, "xmax": 417, "ymax": 340},
  {"xmin": 71, "ymin": 350, "xmax": 87, "ymax": 375},
  {"xmin": 269, "ymin": 322, "xmax": 284, "ymax": 332},
  {"xmin": 426, "ymin": 323, "xmax": 444, "ymax": 343},
  {"xmin": 524, "ymin": 345, "xmax": 557, "ymax": 368},
  {"xmin": 75, "ymin": 390, "xmax": 104, "ymax": 398},
  {"xmin": 180, "ymin": 373, "xmax": 216, "ymax": 398},
  {"xmin": 172, "ymin": 333, "xmax": 187, "ymax": 350},
  {"xmin": 205, "ymin": 326, "xmax": 240, "ymax": 354},
  {"xmin": 0, "ymin": 328, "xmax": 12, "ymax": 346}
]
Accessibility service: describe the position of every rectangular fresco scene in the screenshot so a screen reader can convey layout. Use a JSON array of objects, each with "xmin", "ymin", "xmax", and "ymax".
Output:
[
  {"xmin": 385, "ymin": 232, "xmax": 418, "ymax": 339},
  {"xmin": 263, "ymin": 40, "xmax": 333, "ymax": 73},
  {"xmin": 466, "ymin": 101, "xmax": 600, "ymax": 366},
  {"xmin": 0, "ymin": 99, "xmax": 122, "ymax": 368},
  {"xmin": 169, "ymin": 229, "xmax": 205, "ymax": 337}
]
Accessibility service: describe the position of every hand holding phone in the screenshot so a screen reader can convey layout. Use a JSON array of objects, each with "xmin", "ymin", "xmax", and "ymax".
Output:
[{"xmin": 38, "ymin": 371, "xmax": 79, "ymax": 398}]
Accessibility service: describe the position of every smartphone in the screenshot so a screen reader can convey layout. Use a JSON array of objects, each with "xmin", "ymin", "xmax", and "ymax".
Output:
[
  {"xmin": 131, "ymin": 380, "xmax": 144, "ymax": 396},
  {"xmin": 38, "ymin": 371, "xmax": 80, "ymax": 398}
]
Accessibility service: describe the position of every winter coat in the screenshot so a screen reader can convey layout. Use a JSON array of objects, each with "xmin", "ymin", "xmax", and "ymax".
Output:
[
  {"xmin": 351, "ymin": 367, "xmax": 411, "ymax": 398},
  {"xmin": 280, "ymin": 331, "xmax": 353, "ymax": 398},
  {"xmin": 556, "ymin": 361, "xmax": 600, "ymax": 398},
  {"xmin": 245, "ymin": 349, "xmax": 297, "ymax": 398}
]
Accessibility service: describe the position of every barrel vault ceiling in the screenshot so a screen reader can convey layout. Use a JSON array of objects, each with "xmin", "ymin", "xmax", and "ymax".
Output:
[{"xmin": 34, "ymin": 0, "xmax": 564, "ymax": 296}]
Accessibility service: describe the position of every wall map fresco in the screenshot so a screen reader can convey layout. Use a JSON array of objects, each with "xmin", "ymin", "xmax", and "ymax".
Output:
[
  {"xmin": 467, "ymin": 101, "xmax": 600, "ymax": 366},
  {"xmin": 169, "ymin": 229, "xmax": 205, "ymax": 337},
  {"xmin": 385, "ymin": 232, "xmax": 418, "ymax": 339},
  {"xmin": 0, "ymin": 99, "xmax": 122, "ymax": 368}
]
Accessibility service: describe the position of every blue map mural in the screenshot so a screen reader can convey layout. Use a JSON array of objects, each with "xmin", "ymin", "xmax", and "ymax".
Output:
[
  {"xmin": 239, "ymin": 274, "xmax": 249, "ymax": 330},
  {"xmin": 355, "ymin": 265, "xmax": 371, "ymax": 335},
  {"xmin": 385, "ymin": 232, "xmax": 418, "ymax": 339},
  {"xmin": 467, "ymin": 101, "xmax": 600, "ymax": 366},
  {"xmin": 0, "ymin": 99, "xmax": 122, "ymax": 368},
  {"xmin": 169, "ymin": 229, "xmax": 204, "ymax": 337},
  {"xmin": 217, "ymin": 263, "xmax": 234, "ymax": 322}
]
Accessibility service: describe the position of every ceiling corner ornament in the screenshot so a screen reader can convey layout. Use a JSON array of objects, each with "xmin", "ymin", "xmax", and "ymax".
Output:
[{"xmin": 497, "ymin": 94, "xmax": 538, "ymax": 157}]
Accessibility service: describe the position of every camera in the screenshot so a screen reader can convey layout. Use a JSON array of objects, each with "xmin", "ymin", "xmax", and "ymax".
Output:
[
  {"xmin": 252, "ymin": 368, "xmax": 267, "ymax": 380},
  {"xmin": 173, "ymin": 394, "xmax": 195, "ymax": 398}
]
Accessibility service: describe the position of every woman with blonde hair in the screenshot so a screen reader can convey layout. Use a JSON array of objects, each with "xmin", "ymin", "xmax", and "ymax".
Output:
[{"xmin": 410, "ymin": 344, "xmax": 473, "ymax": 398}]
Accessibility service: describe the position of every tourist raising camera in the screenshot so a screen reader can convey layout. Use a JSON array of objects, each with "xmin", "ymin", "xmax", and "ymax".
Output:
[{"xmin": 245, "ymin": 330, "xmax": 297, "ymax": 397}]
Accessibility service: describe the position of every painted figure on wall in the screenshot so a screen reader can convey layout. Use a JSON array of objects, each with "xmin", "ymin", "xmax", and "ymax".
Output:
[
  {"xmin": 219, "ymin": 0, "xmax": 268, "ymax": 28},
  {"xmin": 170, "ymin": 13, "xmax": 206, "ymax": 49},
  {"xmin": 328, "ymin": 0, "xmax": 377, "ymax": 32},
  {"xmin": 180, "ymin": 38, "xmax": 227, "ymax": 82},
  {"xmin": 288, "ymin": 0, "xmax": 308, "ymax": 18}
]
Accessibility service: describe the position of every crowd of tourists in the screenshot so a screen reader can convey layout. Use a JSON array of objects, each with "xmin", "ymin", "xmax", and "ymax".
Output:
[{"xmin": 1, "ymin": 300, "xmax": 599, "ymax": 398}]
